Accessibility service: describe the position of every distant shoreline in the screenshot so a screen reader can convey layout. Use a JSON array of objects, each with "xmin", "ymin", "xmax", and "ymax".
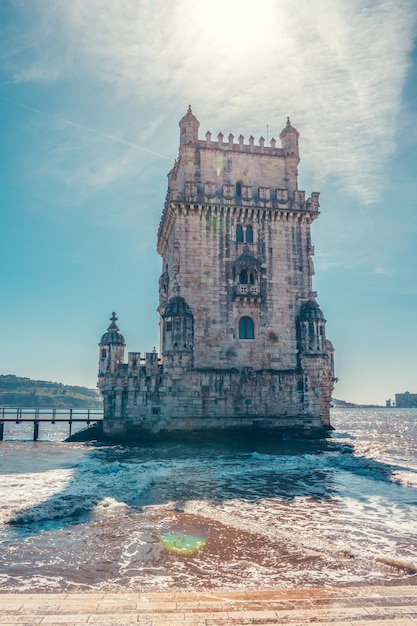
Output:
[{"xmin": 0, "ymin": 374, "xmax": 102, "ymax": 409}]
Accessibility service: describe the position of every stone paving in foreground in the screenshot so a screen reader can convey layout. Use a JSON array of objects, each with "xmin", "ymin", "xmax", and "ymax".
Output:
[{"xmin": 0, "ymin": 585, "xmax": 416, "ymax": 625}]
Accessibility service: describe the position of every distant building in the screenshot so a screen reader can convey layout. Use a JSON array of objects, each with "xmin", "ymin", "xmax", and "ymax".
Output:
[
  {"xmin": 395, "ymin": 392, "xmax": 417, "ymax": 408},
  {"xmin": 97, "ymin": 108, "xmax": 337, "ymax": 438}
]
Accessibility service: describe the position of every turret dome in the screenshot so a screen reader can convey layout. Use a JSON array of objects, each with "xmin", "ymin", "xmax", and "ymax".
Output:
[
  {"xmin": 299, "ymin": 298, "xmax": 325, "ymax": 321},
  {"xmin": 163, "ymin": 296, "xmax": 193, "ymax": 318},
  {"xmin": 179, "ymin": 105, "xmax": 200, "ymax": 145},
  {"xmin": 100, "ymin": 312, "xmax": 126, "ymax": 345},
  {"xmin": 179, "ymin": 105, "xmax": 199, "ymax": 126},
  {"xmin": 279, "ymin": 117, "xmax": 300, "ymax": 156},
  {"xmin": 279, "ymin": 116, "xmax": 299, "ymax": 137}
]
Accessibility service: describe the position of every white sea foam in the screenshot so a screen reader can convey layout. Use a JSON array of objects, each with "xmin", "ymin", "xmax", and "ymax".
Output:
[
  {"xmin": 390, "ymin": 470, "xmax": 417, "ymax": 488},
  {"xmin": 0, "ymin": 469, "xmax": 73, "ymax": 524}
]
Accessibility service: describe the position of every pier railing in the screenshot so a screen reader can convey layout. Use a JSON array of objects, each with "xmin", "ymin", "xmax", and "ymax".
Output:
[{"xmin": 0, "ymin": 408, "xmax": 104, "ymax": 441}]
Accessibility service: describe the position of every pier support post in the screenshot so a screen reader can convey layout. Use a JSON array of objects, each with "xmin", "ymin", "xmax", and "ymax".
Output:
[
  {"xmin": 33, "ymin": 420, "xmax": 39, "ymax": 441},
  {"xmin": 0, "ymin": 422, "xmax": 4, "ymax": 441}
]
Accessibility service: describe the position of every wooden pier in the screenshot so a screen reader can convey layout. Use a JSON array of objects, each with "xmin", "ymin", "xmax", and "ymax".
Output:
[{"xmin": 0, "ymin": 408, "xmax": 103, "ymax": 441}]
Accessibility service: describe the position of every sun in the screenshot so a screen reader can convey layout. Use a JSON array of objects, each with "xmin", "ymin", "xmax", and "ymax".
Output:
[{"xmin": 183, "ymin": 0, "xmax": 279, "ymax": 58}]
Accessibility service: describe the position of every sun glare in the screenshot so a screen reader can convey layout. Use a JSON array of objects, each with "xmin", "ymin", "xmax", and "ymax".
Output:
[{"xmin": 184, "ymin": 0, "xmax": 278, "ymax": 57}]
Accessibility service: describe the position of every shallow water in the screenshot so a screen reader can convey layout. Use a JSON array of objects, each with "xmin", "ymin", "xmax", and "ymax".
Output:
[{"xmin": 0, "ymin": 408, "xmax": 416, "ymax": 591}]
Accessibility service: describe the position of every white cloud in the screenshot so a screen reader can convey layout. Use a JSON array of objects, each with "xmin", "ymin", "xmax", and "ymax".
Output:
[{"xmin": 2, "ymin": 0, "xmax": 417, "ymax": 204}]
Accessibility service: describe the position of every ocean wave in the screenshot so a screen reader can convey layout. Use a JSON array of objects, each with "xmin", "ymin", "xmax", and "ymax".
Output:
[
  {"xmin": 7, "ymin": 493, "xmax": 100, "ymax": 526},
  {"xmin": 3, "ymin": 454, "xmax": 168, "ymax": 528},
  {"xmin": 94, "ymin": 497, "xmax": 130, "ymax": 516},
  {"xmin": 390, "ymin": 470, "xmax": 417, "ymax": 489}
]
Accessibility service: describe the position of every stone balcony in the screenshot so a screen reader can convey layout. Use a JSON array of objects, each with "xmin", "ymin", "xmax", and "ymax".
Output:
[{"xmin": 235, "ymin": 284, "xmax": 261, "ymax": 297}]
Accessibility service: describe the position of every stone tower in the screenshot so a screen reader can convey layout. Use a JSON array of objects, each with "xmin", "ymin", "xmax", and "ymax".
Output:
[{"xmin": 98, "ymin": 108, "xmax": 336, "ymax": 439}]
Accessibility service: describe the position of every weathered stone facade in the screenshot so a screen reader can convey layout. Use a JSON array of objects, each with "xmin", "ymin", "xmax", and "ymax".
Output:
[{"xmin": 98, "ymin": 108, "xmax": 336, "ymax": 438}]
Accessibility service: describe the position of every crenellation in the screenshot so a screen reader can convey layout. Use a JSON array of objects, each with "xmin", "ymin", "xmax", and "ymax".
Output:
[
  {"xmin": 259, "ymin": 187, "xmax": 271, "ymax": 201},
  {"xmin": 163, "ymin": 188, "xmax": 319, "ymax": 213},
  {"xmin": 98, "ymin": 108, "xmax": 336, "ymax": 439},
  {"xmin": 196, "ymin": 137, "xmax": 285, "ymax": 156}
]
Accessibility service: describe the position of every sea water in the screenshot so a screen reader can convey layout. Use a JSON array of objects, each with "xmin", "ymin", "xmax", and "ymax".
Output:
[{"xmin": 0, "ymin": 408, "xmax": 416, "ymax": 591}]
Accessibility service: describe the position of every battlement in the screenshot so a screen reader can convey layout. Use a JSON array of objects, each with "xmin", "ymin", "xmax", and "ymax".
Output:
[
  {"xmin": 168, "ymin": 185, "xmax": 319, "ymax": 211},
  {"xmin": 179, "ymin": 107, "xmax": 299, "ymax": 157},
  {"xmin": 196, "ymin": 134, "xmax": 290, "ymax": 156}
]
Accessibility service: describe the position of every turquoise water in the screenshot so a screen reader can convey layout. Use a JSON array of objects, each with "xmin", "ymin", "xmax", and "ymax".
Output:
[{"xmin": 0, "ymin": 408, "xmax": 416, "ymax": 591}]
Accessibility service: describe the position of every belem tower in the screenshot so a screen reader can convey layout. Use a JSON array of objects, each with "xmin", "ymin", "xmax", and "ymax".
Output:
[{"xmin": 98, "ymin": 107, "xmax": 336, "ymax": 438}]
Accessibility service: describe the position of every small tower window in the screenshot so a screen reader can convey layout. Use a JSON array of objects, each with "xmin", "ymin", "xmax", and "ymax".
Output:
[
  {"xmin": 101, "ymin": 349, "xmax": 107, "ymax": 359},
  {"xmin": 239, "ymin": 270, "xmax": 255, "ymax": 284},
  {"xmin": 246, "ymin": 225, "xmax": 253, "ymax": 243},
  {"xmin": 239, "ymin": 317, "xmax": 254, "ymax": 340},
  {"xmin": 239, "ymin": 269, "xmax": 248, "ymax": 284},
  {"xmin": 236, "ymin": 224, "xmax": 244, "ymax": 242},
  {"xmin": 236, "ymin": 182, "xmax": 242, "ymax": 196}
]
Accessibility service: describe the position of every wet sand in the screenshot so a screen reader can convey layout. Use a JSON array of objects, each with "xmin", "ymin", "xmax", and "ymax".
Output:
[{"xmin": 1, "ymin": 585, "xmax": 417, "ymax": 625}]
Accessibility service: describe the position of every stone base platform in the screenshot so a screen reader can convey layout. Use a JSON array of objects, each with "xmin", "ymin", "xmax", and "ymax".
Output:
[{"xmin": 0, "ymin": 586, "xmax": 416, "ymax": 625}]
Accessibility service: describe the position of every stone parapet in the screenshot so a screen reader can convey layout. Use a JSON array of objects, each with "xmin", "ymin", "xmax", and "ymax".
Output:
[
  {"xmin": 100, "ymin": 365, "xmax": 332, "ymax": 437},
  {"xmin": 196, "ymin": 135, "xmax": 286, "ymax": 155}
]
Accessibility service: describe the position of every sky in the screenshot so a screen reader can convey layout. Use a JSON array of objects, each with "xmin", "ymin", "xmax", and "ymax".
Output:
[{"xmin": 0, "ymin": 0, "xmax": 416, "ymax": 405}]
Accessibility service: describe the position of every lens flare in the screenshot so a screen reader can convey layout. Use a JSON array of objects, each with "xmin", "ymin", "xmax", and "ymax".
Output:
[
  {"xmin": 213, "ymin": 156, "xmax": 228, "ymax": 176},
  {"xmin": 159, "ymin": 532, "xmax": 207, "ymax": 555}
]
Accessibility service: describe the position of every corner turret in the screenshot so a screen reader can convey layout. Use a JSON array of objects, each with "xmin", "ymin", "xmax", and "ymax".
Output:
[
  {"xmin": 98, "ymin": 312, "xmax": 125, "ymax": 375},
  {"xmin": 279, "ymin": 117, "xmax": 299, "ymax": 156},
  {"xmin": 298, "ymin": 294, "xmax": 327, "ymax": 354},
  {"xmin": 179, "ymin": 105, "xmax": 200, "ymax": 145},
  {"xmin": 162, "ymin": 296, "xmax": 194, "ymax": 358}
]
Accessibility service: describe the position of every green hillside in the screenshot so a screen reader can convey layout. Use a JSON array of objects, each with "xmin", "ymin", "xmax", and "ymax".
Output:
[{"xmin": 0, "ymin": 375, "xmax": 102, "ymax": 409}]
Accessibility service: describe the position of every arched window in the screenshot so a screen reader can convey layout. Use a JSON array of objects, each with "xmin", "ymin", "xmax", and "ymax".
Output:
[
  {"xmin": 239, "ymin": 317, "xmax": 254, "ymax": 339},
  {"xmin": 239, "ymin": 270, "xmax": 255, "ymax": 284},
  {"xmin": 245, "ymin": 224, "xmax": 253, "ymax": 243},
  {"xmin": 236, "ymin": 182, "xmax": 242, "ymax": 196},
  {"xmin": 236, "ymin": 224, "xmax": 244, "ymax": 242},
  {"xmin": 239, "ymin": 269, "xmax": 248, "ymax": 284}
]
